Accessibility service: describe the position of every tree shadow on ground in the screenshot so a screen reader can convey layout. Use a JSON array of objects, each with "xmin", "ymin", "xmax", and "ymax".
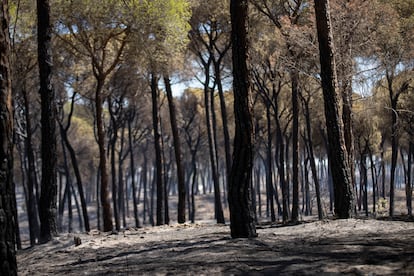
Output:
[{"xmin": 18, "ymin": 220, "xmax": 414, "ymax": 275}]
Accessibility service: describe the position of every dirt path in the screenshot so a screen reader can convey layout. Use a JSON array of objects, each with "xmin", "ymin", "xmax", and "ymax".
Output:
[{"xmin": 17, "ymin": 219, "xmax": 414, "ymax": 275}]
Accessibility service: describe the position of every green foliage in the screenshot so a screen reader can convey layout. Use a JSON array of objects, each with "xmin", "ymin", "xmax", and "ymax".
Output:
[
  {"xmin": 126, "ymin": 0, "xmax": 191, "ymax": 71},
  {"xmin": 10, "ymin": 0, "xmax": 37, "ymax": 42}
]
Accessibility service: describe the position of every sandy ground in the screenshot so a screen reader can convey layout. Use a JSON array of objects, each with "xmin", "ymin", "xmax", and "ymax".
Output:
[{"xmin": 17, "ymin": 218, "xmax": 414, "ymax": 275}]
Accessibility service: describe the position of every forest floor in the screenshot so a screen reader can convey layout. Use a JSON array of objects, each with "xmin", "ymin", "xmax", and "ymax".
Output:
[{"xmin": 17, "ymin": 216, "xmax": 414, "ymax": 275}]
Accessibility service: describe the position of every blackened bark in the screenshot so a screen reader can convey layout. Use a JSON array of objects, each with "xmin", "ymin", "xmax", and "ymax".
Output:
[
  {"xmin": 380, "ymin": 137, "xmax": 386, "ymax": 198},
  {"xmin": 190, "ymin": 156, "xmax": 197, "ymax": 223},
  {"xmin": 109, "ymin": 117, "xmax": 120, "ymax": 231},
  {"xmin": 214, "ymin": 59, "xmax": 232, "ymax": 181},
  {"xmin": 0, "ymin": 0, "xmax": 17, "ymax": 273},
  {"xmin": 339, "ymin": 41, "xmax": 356, "ymax": 208},
  {"xmin": 127, "ymin": 113, "xmax": 140, "ymax": 228},
  {"xmin": 342, "ymin": 73, "xmax": 356, "ymax": 203},
  {"xmin": 118, "ymin": 128, "xmax": 126, "ymax": 228},
  {"xmin": 22, "ymin": 88, "xmax": 40, "ymax": 244},
  {"xmin": 228, "ymin": 0, "xmax": 257, "ymax": 238},
  {"xmin": 209, "ymin": 84, "xmax": 225, "ymax": 224},
  {"xmin": 291, "ymin": 70, "xmax": 300, "ymax": 222},
  {"xmin": 361, "ymin": 148, "xmax": 368, "ymax": 216},
  {"xmin": 59, "ymin": 127, "xmax": 90, "ymax": 231},
  {"xmin": 386, "ymin": 75, "xmax": 409, "ymax": 217},
  {"xmin": 59, "ymin": 92, "xmax": 90, "ymax": 232},
  {"xmin": 150, "ymin": 73, "xmax": 164, "ymax": 226},
  {"xmin": 407, "ymin": 142, "xmax": 413, "ymax": 217},
  {"xmin": 274, "ymin": 106, "xmax": 288, "ymax": 222},
  {"xmin": 96, "ymin": 79, "xmax": 113, "ymax": 232},
  {"xmin": 367, "ymin": 146, "xmax": 377, "ymax": 214},
  {"xmin": 313, "ymin": 0, "xmax": 354, "ymax": 218},
  {"xmin": 37, "ymin": 0, "xmax": 58, "ymax": 242},
  {"xmin": 203, "ymin": 64, "xmax": 225, "ymax": 224},
  {"xmin": 302, "ymin": 95, "xmax": 323, "ymax": 220},
  {"xmin": 265, "ymin": 103, "xmax": 276, "ymax": 222},
  {"xmin": 164, "ymin": 75, "xmax": 186, "ymax": 223}
]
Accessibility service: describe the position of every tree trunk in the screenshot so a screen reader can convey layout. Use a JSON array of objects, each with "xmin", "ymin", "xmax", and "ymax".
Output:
[
  {"xmin": 164, "ymin": 75, "xmax": 186, "ymax": 223},
  {"xmin": 150, "ymin": 73, "xmax": 164, "ymax": 226},
  {"xmin": 361, "ymin": 148, "xmax": 368, "ymax": 216},
  {"xmin": 265, "ymin": 103, "xmax": 276, "ymax": 222},
  {"xmin": 110, "ymin": 124, "xmax": 120, "ymax": 231},
  {"xmin": 407, "ymin": 142, "xmax": 413, "ymax": 217},
  {"xmin": 275, "ymin": 112, "xmax": 288, "ymax": 223},
  {"xmin": 228, "ymin": 0, "xmax": 257, "ymax": 238},
  {"xmin": 190, "ymin": 152, "xmax": 197, "ymax": 223},
  {"xmin": 303, "ymin": 98, "xmax": 323, "ymax": 220},
  {"xmin": 291, "ymin": 70, "xmax": 300, "ymax": 222},
  {"xmin": 37, "ymin": 0, "xmax": 58, "ymax": 242},
  {"xmin": 304, "ymin": 156, "xmax": 311, "ymax": 216},
  {"xmin": 58, "ymin": 138, "xmax": 70, "ymax": 231},
  {"xmin": 0, "ymin": 0, "xmax": 17, "ymax": 272},
  {"xmin": 59, "ymin": 124, "xmax": 90, "ymax": 231},
  {"xmin": 387, "ymin": 76, "xmax": 409, "ymax": 217},
  {"xmin": 58, "ymin": 92, "xmax": 90, "ymax": 232},
  {"xmin": 161, "ymin": 119, "xmax": 169, "ymax": 225},
  {"xmin": 209, "ymin": 83, "xmax": 226, "ymax": 224},
  {"xmin": 214, "ymin": 61, "xmax": 232, "ymax": 181},
  {"xmin": 118, "ymin": 127, "xmax": 127, "ymax": 228},
  {"xmin": 143, "ymin": 151, "xmax": 150, "ymax": 225},
  {"xmin": 70, "ymin": 182, "xmax": 83, "ymax": 231},
  {"xmin": 389, "ymin": 92, "xmax": 398, "ymax": 218},
  {"xmin": 108, "ymin": 105, "xmax": 120, "ymax": 231},
  {"xmin": 313, "ymin": 0, "xmax": 354, "ymax": 218},
  {"xmin": 340, "ymin": 43, "xmax": 356, "ymax": 213},
  {"xmin": 204, "ymin": 72, "xmax": 225, "ymax": 224},
  {"xmin": 22, "ymin": 88, "xmax": 40, "ymax": 244},
  {"xmin": 96, "ymin": 79, "xmax": 113, "ymax": 232},
  {"xmin": 367, "ymin": 145, "xmax": 377, "ymax": 214},
  {"xmin": 128, "ymin": 113, "xmax": 140, "ymax": 228},
  {"xmin": 256, "ymin": 160, "xmax": 262, "ymax": 218}
]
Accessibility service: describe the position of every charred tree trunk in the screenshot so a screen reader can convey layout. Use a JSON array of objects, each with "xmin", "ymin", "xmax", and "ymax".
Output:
[
  {"xmin": 164, "ymin": 75, "xmax": 186, "ymax": 223},
  {"xmin": 389, "ymin": 94, "xmax": 398, "ymax": 218},
  {"xmin": 161, "ymin": 122, "xmax": 169, "ymax": 225},
  {"xmin": 110, "ymin": 123, "xmax": 120, "ymax": 231},
  {"xmin": 380, "ymin": 137, "xmax": 386, "ymax": 198},
  {"xmin": 291, "ymin": 70, "xmax": 300, "ymax": 222},
  {"xmin": 275, "ymin": 110, "xmax": 288, "ymax": 223},
  {"xmin": 118, "ymin": 127, "xmax": 127, "ymax": 228},
  {"xmin": 190, "ymin": 153, "xmax": 197, "ymax": 223},
  {"xmin": 108, "ymin": 101, "xmax": 120, "ymax": 231},
  {"xmin": 407, "ymin": 141, "xmax": 413, "ymax": 217},
  {"xmin": 265, "ymin": 103, "xmax": 276, "ymax": 222},
  {"xmin": 22, "ymin": 88, "xmax": 40, "ymax": 244},
  {"xmin": 37, "ymin": 0, "xmax": 58, "ymax": 242},
  {"xmin": 150, "ymin": 73, "xmax": 164, "ymax": 226},
  {"xmin": 367, "ymin": 145, "xmax": 377, "ymax": 214},
  {"xmin": 214, "ymin": 58, "xmax": 232, "ymax": 181},
  {"xmin": 204, "ymin": 73, "xmax": 225, "ymax": 223},
  {"xmin": 127, "ymin": 112, "xmax": 140, "ymax": 228},
  {"xmin": 302, "ymin": 96, "xmax": 323, "ymax": 220},
  {"xmin": 228, "ymin": 0, "xmax": 257, "ymax": 238},
  {"xmin": 0, "ymin": 0, "xmax": 17, "ymax": 272},
  {"xmin": 59, "ymin": 126, "xmax": 90, "ymax": 231},
  {"xmin": 387, "ymin": 75, "xmax": 409, "ymax": 217},
  {"xmin": 210, "ymin": 86, "xmax": 226, "ymax": 223},
  {"xmin": 58, "ymin": 137, "xmax": 71, "ymax": 231},
  {"xmin": 361, "ymin": 147, "xmax": 369, "ymax": 217},
  {"xmin": 59, "ymin": 92, "xmax": 90, "ymax": 232},
  {"xmin": 96, "ymin": 78, "xmax": 113, "ymax": 232},
  {"xmin": 314, "ymin": 0, "xmax": 354, "ymax": 218},
  {"xmin": 339, "ymin": 42, "xmax": 356, "ymax": 213}
]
